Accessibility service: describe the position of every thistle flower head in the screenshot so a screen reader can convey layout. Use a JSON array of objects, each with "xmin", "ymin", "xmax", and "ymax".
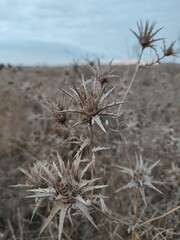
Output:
[
  {"xmin": 87, "ymin": 58, "xmax": 119, "ymax": 85},
  {"xmin": 16, "ymin": 152, "xmax": 107, "ymax": 240},
  {"xmin": 161, "ymin": 40, "xmax": 176, "ymax": 56},
  {"xmin": 60, "ymin": 75, "xmax": 124, "ymax": 132},
  {"xmin": 44, "ymin": 97, "xmax": 70, "ymax": 127},
  {"xmin": 114, "ymin": 154, "xmax": 163, "ymax": 205},
  {"xmin": 130, "ymin": 20, "xmax": 163, "ymax": 49}
]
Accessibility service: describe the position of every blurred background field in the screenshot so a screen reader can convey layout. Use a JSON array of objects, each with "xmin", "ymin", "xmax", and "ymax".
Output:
[{"xmin": 0, "ymin": 62, "xmax": 179, "ymax": 239}]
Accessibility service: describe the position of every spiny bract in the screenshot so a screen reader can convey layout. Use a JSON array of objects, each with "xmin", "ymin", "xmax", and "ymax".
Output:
[{"xmin": 16, "ymin": 151, "xmax": 108, "ymax": 240}]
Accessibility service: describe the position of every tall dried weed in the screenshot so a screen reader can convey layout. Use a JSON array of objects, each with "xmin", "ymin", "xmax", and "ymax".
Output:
[{"xmin": 13, "ymin": 20, "xmax": 180, "ymax": 240}]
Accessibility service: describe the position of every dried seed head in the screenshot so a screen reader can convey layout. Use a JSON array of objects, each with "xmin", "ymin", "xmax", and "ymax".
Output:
[
  {"xmin": 51, "ymin": 102, "xmax": 68, "ymax": 125},
  {"xmin": 44, "ymin": 97, "xmax": 71, "ymax": 127},
  {"xmin": 60, "ymin": 76, "xmax": 124, "ymax": 132},
  {"xmin": 87, "ymin": 58, "xmax": 119, "ymax": 85},
  {"xmin": 162, "ymin": 40, "xmax": 176, "ymax": 56},
  {"xmin": 130, "ymin": 20, "xmax": 163, "ymax": 49},
  {"xmin": 114, "ymin": 154, "xmax": 163, "ymax": 205},
  {"xmin": 16, "ymin": 151, "xmax": 107, "ymax": 239}
]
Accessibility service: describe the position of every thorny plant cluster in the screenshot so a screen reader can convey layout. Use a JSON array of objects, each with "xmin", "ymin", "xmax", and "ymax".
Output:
[{"xmin": 14, "ymin": 21, "xmax": 180, "ymax": 240}]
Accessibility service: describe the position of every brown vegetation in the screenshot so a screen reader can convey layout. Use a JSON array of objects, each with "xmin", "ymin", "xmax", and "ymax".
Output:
[
  {"xmin": 0, "ymin": 62, "xmax": 179, "ymax": 239},
  {"xmin": 0, "ymin": 21, "xmax": 180, "ymax": 240}
]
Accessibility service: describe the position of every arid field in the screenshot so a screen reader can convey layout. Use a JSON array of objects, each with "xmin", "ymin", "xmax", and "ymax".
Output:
[{"xmin": 0, "ymin": 63, "xmax": 180, "ymax": 239}]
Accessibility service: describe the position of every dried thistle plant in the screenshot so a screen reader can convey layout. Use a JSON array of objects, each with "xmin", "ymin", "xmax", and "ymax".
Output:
[
  {"xmin": 161, "ymin": 40, "xmax": 176, "ymax": 57},
  {"xmin": 13, "ymin": 19, "xmax": 179, "ymax": 240},
  {"xmin": 117, "ymin": 20, "xmax": 177, "ymax": 116},
  {"xmin": 44, "ymin": 97, "xmax": 71, "ymax": 127},
  {"xmin": 130, "ymin": 20, "xmax": 163, "ymax": 50},
  {"xmin": 114, "ymin": 154, "xmax": 163, "ymax": 206},
  {"xmin": 60, "ymin": 73, "xmax": 124, "ymax": 133},
  {"xmin": 87, "ymin": 58, "xmax": 119, "ymax": 85},
  {"xmin": 15, "ymin": 151, "xmax": 107, "ymax": 240}
]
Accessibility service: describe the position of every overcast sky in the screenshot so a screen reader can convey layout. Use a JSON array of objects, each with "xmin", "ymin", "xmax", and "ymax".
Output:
[{"xmin": 0, "ymin": 0, "xmax": 179, "ymax": 65}]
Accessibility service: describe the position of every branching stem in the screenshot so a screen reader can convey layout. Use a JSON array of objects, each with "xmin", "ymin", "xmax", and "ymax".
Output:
[{"xmin": 117, "ymin": 48, "xmax": 144, "ymax": 117}]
